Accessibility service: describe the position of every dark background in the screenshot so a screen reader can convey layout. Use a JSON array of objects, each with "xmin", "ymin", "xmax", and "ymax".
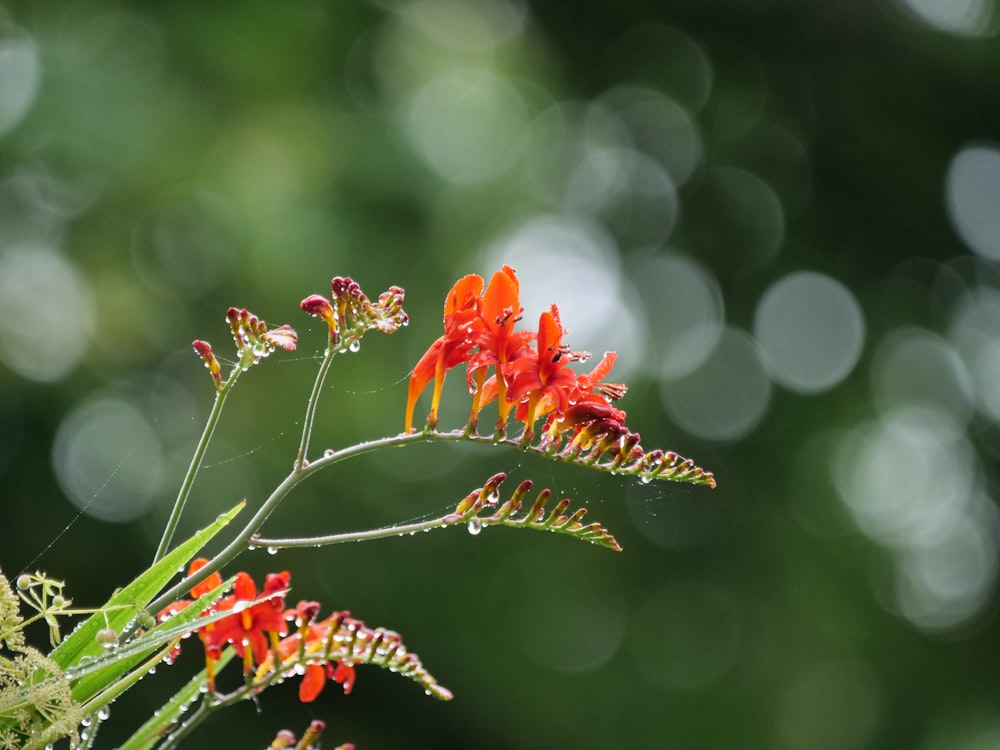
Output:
[{"xmin": 2, "ymin": 0, "xmax": 1000, "ymax": 747}]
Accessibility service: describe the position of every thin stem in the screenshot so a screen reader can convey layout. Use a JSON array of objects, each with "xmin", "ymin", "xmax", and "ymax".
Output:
[
  {"xmin": 143, "ymin": 429, "xmax": 438, "ymax": 617},
  {"xmin": 152, "ymin": 371, "xmax": 240, "ymax": 565},
  {"xmin": 253, "ymin": 513, "xmax": 456, "ymax": 548},
  {"xmin": 295, "ymin": 344, "xmax": 336, "ymax": 469}
]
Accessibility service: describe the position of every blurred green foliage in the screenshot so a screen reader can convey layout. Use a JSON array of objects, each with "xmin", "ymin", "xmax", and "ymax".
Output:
[{"xmin": 2, "ymin": 0, "xmax": 1000, "ymax": 747}]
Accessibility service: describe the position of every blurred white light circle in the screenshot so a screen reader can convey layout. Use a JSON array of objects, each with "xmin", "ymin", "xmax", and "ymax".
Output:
[
  {"xmin": 405, "ymin": 68, "xmax": 527, "ymax": 184},
  {"xmin": 946, "ymin": 145, "xmax": 1000, "ymax": 259},
  {"xmin": 52, "ymin": 396, "xmax": 164, "ymax": 523},
  {"xmin": 893, "ymin": 510, "xmax": 998, "ymax": 631},
  {"xmin": 0, "ymin": 32, "xmax": 40, "ymax": 138},
  {"xmin": 565, "ymin": 147, "xmax": 679, "ymax": 247},
  {"xmin": 661, "ymin": 326, "xmax": 771, "ymax": 441},
  {"xmin": 630, "ymin": 253, "xmax": 724, "ymax": 378},
  {"xmin": 481, "ymin": 215, "xmax": 645, "ymax": 381},
  {"xmin": 895, "ymin": 0, "xmax": 997, "ymax": 37},
  {"xmin": 599, "ymin": 85, "xmax": 703, "ymax": 185},
  {"xmin": 754, "ymin": 271, "xmax": 865, "ymax": 393},
  {"xmin": 402, "ymin": 0, "xmax": 526, "ymax": 52},
  {"xmin": 948, "ymin": 286, "xmax": 1000, "ymax": 422},
  {"xmin": 0, "ymin": 245, "xmax": 95, "ymax": 382},
  {"xmin": 870, "ymin": 327, "xmax": 974, "ymax": 435},
  {"xmin": 832, "ymin": 410, "xmax": 976, "ymax": 549},
  {"xmin": 521, "ymin": 101, "xmax": 627, "ymax": 208}
]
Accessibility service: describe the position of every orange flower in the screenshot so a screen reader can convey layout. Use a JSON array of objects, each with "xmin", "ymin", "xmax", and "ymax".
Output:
[
  {"xmin": 206, "ymin": 571, "xmax": 290, "ymax": 673},
  {"xmin": 466, "ymin": 266, "xmax": 535, "ymax": 427},
  {"xmin": 405, "ymin": 274, "xmax": 485, "ymax": 432},
  {"xmin": 503, "ymin": 305, "xmax": 581, "ymax": 430}
]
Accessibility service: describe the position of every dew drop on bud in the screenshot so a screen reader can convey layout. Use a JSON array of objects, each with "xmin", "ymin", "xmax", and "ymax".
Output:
[{"xmin": 467, "ymin": 518, "xmax": 483, "ymax": 535}]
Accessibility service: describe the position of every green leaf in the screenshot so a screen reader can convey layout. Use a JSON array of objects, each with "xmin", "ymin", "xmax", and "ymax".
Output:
[
  {"xmin": 63, "ymin": 576, "xmax": 243, "ymax": 704},
  {"xmin": 50, "ymin": 502, "xmax": 244, "ymax": 677},
  {"xmin": 118, "ymin": 649, "xmax": 237, "ymax": 750}
]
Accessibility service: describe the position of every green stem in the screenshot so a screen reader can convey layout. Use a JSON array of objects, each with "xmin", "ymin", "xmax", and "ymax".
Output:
[
  {"xmin": 143, "ymin": 429, "xmax": 438, "ymax": 617},
  {"xmin": 252, "ymin": 512, "xmax": 457, "ymax": 548},
  {"xmin": 152, "ymin": 370, "xmax": 240, "ymax": 565},
  {"xmin": 295, "ymin": 344, "xmax": 336, "ymax": 470}
]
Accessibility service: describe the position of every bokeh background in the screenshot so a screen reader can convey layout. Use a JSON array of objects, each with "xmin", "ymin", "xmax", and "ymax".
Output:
[{"xmin": 2, "ymin": 0, "xmax": 1000, "ymax": 747}]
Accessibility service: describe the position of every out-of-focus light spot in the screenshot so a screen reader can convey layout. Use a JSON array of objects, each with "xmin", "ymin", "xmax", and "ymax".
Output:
[
  {"xmin": 777, "ymin": 658, "xmax": 881, "ymax": 750},
  {"xmin": 565, "ymin": 147, "xmax": 679, "ymax": 248},
  {"xmin": 0, "ymin": 245, "xmax": 95, "ymax": 382},
  {"xmin": 754, "ymin": 271, "xmax": 865, "ymax": 393},
  {"xmin": 946, "ymin": 145, "xmax": 1000, "ymax": 259},
  {"xmin": 405, "ymin": 68, "xmax": 527, "ymax": 184},
  {"xmin": 600, "ymin": 86, "xmax": 703, "ymax": 186},
  {"xmin": 870, "ymin": 328, "xmax": 974, "ymax": 435},
  {"xmin": 629, "ymin": 253, "xmax": 723, "ymax": 378},
  {"xmin": 921, "ymin": 713, "xmax": 1000, "ymax": 750},
  {"xmin": 948, "ymin": 286, "xmax": 1000, "ymax": 422},
  {"xmin": 488, "ymin": 552, "xmax": 626, "ymax": 674},
  {"xmin": 628, "ymin": 583, "xmax": 741, "ymax": 691},
  {"xmin": 132, "ymin": 193, "xmax": 239, "ymax": 296},
  {"xmin": 833, "ymin": 411, "xmax": 975, "ymax": 548},
  {"xmin": 0, "ymin": 29, "xmax": 40, "ymax": 139},
  {"xmin": 893, "ymin": 507, "xmax": 998, "ymax": 631},
  {"xmin": 832, "ymin": 410, "xmax": 999, "ymax": 631},
  {"xmin": 401, "ymin": 0, "xmax": 526, "ymax": 53},
  {"xmin": 606, "ymin": 25, "xmax": 713, "ymax": 112},
  {"xmin": 696, "ymin": 166, "xmax": 785, "ymax": 270},
  {"xmin": 521, "ymin": 101, "xmax": 625, "ymax": 208},
  {"xmin": 52, "ymin": 396, "xmax": 163, "ymax": 523},
  {"xmin": 482, "ymin": 215, "xmax": 645, "ymax": 381},
  {"xmin": 661, "ymin": 326, "xmax": 771, "ymax": 441},
  {"xmin": 895, "ymin": 0, "xmax": 997, "ymax": 37}
]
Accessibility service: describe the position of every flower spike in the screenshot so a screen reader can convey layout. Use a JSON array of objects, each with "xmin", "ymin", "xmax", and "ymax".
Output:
[
  {"xmin": 404, "ymin": 267, "xmax": 715, "ymax": 486},
  {"xmin": 301, "ymin": 277, "xmax": 408, "ymax": 351}
]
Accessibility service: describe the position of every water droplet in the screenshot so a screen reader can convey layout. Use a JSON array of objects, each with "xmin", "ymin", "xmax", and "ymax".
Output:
[
  {"xmin": 467, "ymin": 518, "xmax": 483, "ymax": 535},
  {"xmin": 323, "ymin": 448, "xmax": 335, "ymax": 458},
  {"xmin": 349, "ymin": 339, "xmax": 361, "ymax": 353},
  {"xmin": 267, "ymin": 546, "xmax": 278, "ymax": 555},
  {"xmin": 639, "ymin": 475, "xmax": 652, "ymax": 485},
  {"xmin": 97, "ymin": 706, "xmax": 111, "ymax": 721},
  {"xmin": 486, "ymin": 489, "xmax": 500, "ymax": 505}
]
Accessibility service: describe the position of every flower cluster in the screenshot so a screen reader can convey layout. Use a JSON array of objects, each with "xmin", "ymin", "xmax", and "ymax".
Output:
[
  {"xmin": 191, "ymin": 307, "xmax": 298, "ymax": 388},
  {"xmin": 159, "ymin": 561, "xmax": 353, "ymax": 700},
  {"xmin": 405, "ymin": 266, "xmax": 629, "ymax": 444},
  {"xmin": 301, "ymin": 276, "xmax": 408, "ymax": 352}
]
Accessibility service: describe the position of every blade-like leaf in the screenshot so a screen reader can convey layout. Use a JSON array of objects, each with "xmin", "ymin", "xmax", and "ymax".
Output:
[
  {"xmin": 118, "ymin": 650, "xmax": 237, "ymax": 750},
  {"xmin": 51, "ymin": 502, "xmax": 243, "ymax": 675}
]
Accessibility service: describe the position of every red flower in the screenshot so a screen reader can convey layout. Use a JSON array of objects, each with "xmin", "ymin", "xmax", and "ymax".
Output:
[
  {"xmin": 204, "ymin": 570, "xmax": 290, "ymax": 674},
  {"xmin": 466, "ymin": 266, "xmax": 535, "ymax": 427},
  {"xmin": 503, "ymin": 305, "xmax": 581, "ymax": 430},
  {"xmin": 298, "ymin": 660, "xmax": 356, "ymax": 702},
  {"xmin": 405, "ymin": 274, "xmax": 485, "ymax": 432}
]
